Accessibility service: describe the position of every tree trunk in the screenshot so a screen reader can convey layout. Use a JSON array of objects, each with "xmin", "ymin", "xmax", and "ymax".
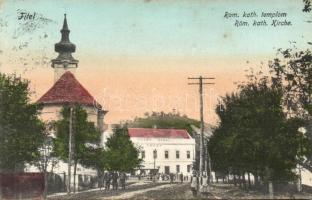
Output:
[
  {"xmin": 234, "ymin": 174, "xmax": 237, "ymax": 186},
  {"xmin": 302, "ymin": 118, "xmax": 312, "ymax": 172},
  {"xmin": 44, "ymin": 171, "xmax": 48, "ymax": 199},
  {"xmin": 238, "ymin": 174, "xmax": 242, "ymax": 188},
  {"xmin": 42, "ymin": 158, "xmax": 48, "ymax": 200},
  {"xmin": 98, "ymin": 169, "xmax": 103, "ymax": 190},
  {"xmin": 248, "ymin": 172, "xmax": 251, "ymax": 189},
  {"xmin": 254, "ymin": 171, "xmax": 259, "ymax": 187},
  {"xmin": 268, "ymin": 181, "xmax": 274, "ymax": 199},
  {"xmin": 307, "ymin": 118, "xmax": 312, "ymax": 141},
  {"xmin": 74, "ymin": 161, "xmax": 77, "ymax": 193},
  {"xmin": 242, "ymin": 172, "xmax": 246, "ymax": 189}
]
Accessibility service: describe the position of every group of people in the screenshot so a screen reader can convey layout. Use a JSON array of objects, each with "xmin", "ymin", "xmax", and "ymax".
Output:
[
  {"xmin": 102, "ymin": 171, "xmax": 127, "ymax": 190},
  {"xmin": 190, "ymin": 171, "xmax": 209, "ymax": 197},
  {"xmin": 101, "ymin": 170, "xmax": 209, "ymax": 196},
  {"xmin": 154, "ymin": 173, "xmax": 186, "ymax": 183}
]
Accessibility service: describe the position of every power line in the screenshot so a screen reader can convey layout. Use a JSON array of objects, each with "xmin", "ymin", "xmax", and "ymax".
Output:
[
  {"xmin": 188, "ymin": 76, "xmax": 215, "ymax": 181},
  {"xmin": 68, "ymin": 107, "xmax": 73, "ymax": 194}
]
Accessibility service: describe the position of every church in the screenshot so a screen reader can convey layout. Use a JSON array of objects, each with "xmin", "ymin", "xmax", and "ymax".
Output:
[
  {"xmin": 37, "ymin": 14, "xmax": 107, "ymax": 134},
  {"xmin": 27, "ymin": 15, "xmax": 107, "ymax": 180}
]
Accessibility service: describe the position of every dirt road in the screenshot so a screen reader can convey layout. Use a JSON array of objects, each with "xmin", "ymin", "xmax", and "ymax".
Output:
[{"xmin": 48, "ymin": 182, "xmax": 312, "ymax": 199}]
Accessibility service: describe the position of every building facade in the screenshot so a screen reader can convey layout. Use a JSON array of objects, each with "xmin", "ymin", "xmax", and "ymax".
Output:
[{"xmin": 128, "ymin": 128, "xmax": 196, "ymax": 176}]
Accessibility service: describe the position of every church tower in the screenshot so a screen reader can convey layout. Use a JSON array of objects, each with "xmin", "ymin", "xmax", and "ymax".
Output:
[{"xmin": 52, "ymin": 14, "xmax": 78, "ymax": 82}]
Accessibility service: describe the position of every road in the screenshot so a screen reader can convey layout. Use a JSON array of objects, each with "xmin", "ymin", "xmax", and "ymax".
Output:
[{"xmin": 48, "ymin": 181, "xmax": 312, "ymax": 199}]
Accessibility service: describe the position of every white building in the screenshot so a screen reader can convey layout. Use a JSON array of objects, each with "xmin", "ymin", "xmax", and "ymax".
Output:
[{"xmin": 128, "ymin": 128, "xmax": 196, "ymax": 176}]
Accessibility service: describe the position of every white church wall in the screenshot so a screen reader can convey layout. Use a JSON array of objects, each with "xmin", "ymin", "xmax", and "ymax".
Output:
[
  {"xmin": 84, "ymin": 106, "xmax": 99, "ymax": 126},
  {"xmin": 39, "ymin": 105, "xmax": 100, "ymax": 127},
  {"xmin": 53, "ymin": 64, "xmax": 77, "ymax": 82},
  {"xmin": 39, "ymin": 105, "xmax": 63, "ymax": 122}
]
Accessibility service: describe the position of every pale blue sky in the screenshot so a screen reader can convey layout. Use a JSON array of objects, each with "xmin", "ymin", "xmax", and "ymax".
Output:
[{"xmin": 1, "ymin": 0, "xmax": 311, "ymax": 60}]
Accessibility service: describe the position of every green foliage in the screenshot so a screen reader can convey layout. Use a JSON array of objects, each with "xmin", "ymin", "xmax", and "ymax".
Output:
[
  {"xmin": 0, "ymin": 73, "xmax": 44, "ymax": 172},
  {"xmin": 209, "ymin": 74, "xmax": 306, "ymax": 181},
  {"xmin": 103, "ymin": 126, "xmax": 141, "ymax": 172},
  {"xmin": 270, "ymin": 48, "xmax": 312, "ymax": 172},
  {"xmin": 128, "ymin": 111, "xmax": 200, "ymax": 135},
  {"xmin": 270, "ymin": 48, "xmax": 312, "ymax": 117},
  {"xmin": 54, "ymin": 106, "xmax": 101, "ymax": 168},
  {"xmin": 81, "ymin": 147, "xmax": 106, "ymax": 171}
]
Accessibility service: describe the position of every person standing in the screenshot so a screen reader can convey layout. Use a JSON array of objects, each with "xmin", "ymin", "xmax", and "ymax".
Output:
[
  {"xmin": 200, "ymin": 172, "xmax": 209, "ymax": 197},
  {"xmin": 112, "ymin": 172, "xmax": 119, "ymax": 190},
  {"xmin": 105, "ymin": 172, "xmax": 111, "ymax": 190},
  {"xmin": 120, "ymin": 172, "xmax": 126, "ymax": 190},
  {"xmin": 169, "ymin": 173, "xmax": 174, "ymax": 184},
  {"xmin": 190, "ymin": 171, "xmax": 199, "ymax": 197},
  {"xmin": 180, "ymin": 173, "xmax": 184, "ymax": 184}
]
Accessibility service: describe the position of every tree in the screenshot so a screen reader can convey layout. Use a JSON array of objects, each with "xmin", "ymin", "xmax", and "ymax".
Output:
[
  {"xmin": 303, "ymin": 0, "xmax": 312, "ymax": 12},
  {"xmin": 80, "ymin": 147, "xmax": 107, "ymax": 188},
  {"xmin": 103, "ymin": 125, "xmax": 141, "ymax": 172},
  {"xmin": 128, "ymin": 111, "xmax": 200, "ymax": 135},
  {"xmin": 209, "ymin": 73, "xmax": 307, "ymax": 187},
  {"xmin": 0, "ymin": 73, "xmax": 44, "ymax": 172},
  {"xmin": 33, "ymin": 122, "xmax": 59, "ymax": 199},
  {"xmin": 53, "ymin": 105, "xmax": 101, "ymax": 192},
  {"xmin": 270, "ymin": 49, "xmax": 312, "ymax": 117},
  {"xmin": 270, "ymin": 48, "xmax": 312, "ymax": 171}
]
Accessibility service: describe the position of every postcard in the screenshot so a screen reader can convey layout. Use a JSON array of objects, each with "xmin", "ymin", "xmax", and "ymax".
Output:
[{"xmin": 0, "ymin": 0, "xmax": 311, "ymax": 199}]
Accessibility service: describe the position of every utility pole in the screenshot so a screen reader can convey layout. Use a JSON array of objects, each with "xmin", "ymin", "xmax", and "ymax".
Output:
[
  {"xmin": 67, "ymin": 107, "xmax": 73, "ymax": 194},
  {"xmin": 188, "ymin": 76, "xmax": 215, "ymax": 178}
]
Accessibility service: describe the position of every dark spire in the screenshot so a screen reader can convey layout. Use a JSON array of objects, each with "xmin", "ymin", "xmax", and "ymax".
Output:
[
  {"xmin": 54, "ymin": 14, "xmax": 77, "ymax": 62},
  {"xmin": 62, "ymin": 14, "xmax": 69, "ymax": 30}
]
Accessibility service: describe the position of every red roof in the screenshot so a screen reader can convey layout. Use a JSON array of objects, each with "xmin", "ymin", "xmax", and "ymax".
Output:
[
  {"xmin": 128, "ymin": 128, "xmax": 191, "ymax": 139},
  {"xmin": 37, "ymin": 71, "xmax": 101, "ymax": 107}
]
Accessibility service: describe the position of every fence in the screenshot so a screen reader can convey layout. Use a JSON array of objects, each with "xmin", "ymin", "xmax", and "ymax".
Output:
[
  {"xmin": 77, "ymin": 174, "xmax": 99, "ymax": 191},
  {"xmin": 47, "ymin": 173, "xmax": 99, "ymax": 194},
  {"xmin": 47, "ymin": 172, "xmax": 66, "ymax": 194},
  {"xmin": 0, "ymin": 173, "xmax": 44, "ymax": 199}
]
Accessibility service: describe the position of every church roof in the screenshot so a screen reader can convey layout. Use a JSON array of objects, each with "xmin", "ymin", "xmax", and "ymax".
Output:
[
  {"xmin": 37, "ymin": 71, "xmax": 101, "ymax": 108},
  {"xmin": 128, "ymin": 128, "xmax": 191, "ymax": 139}
]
